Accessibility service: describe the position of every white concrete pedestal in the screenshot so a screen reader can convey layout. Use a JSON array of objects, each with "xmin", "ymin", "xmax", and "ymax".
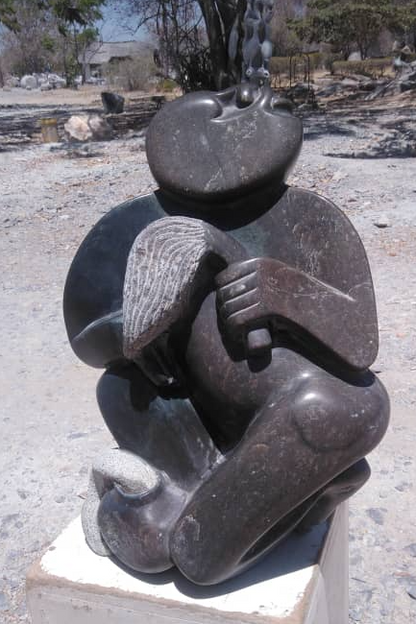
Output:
[{"xmin": 27, "ymin": 503, "xmax": 348, "ymax": 624}]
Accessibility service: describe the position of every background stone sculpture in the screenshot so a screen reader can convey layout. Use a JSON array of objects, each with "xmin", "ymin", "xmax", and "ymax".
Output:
[{"xmin": 63, "ymin": 3, "xmax": 389, "ymax": 587}]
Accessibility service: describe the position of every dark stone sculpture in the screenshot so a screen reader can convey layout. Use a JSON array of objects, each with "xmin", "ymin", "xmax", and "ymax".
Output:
[
  {"xmin": 101, "ymin": 91, "xmax": 125, "ymax": 115},
  {"xmin": 64, "ymin": 7, "xmax": 389, "ymax": 586}
]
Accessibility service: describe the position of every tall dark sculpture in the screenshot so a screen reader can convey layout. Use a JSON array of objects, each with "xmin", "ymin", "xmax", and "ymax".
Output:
[{"xmin": 64, "ymin": 1, "xmax": 389, "ymax": 587}]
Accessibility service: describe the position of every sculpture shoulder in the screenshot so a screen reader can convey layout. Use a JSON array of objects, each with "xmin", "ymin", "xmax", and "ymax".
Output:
[
  {"xmin": 267, "ymin": 186, "xmax": 374, "ymax": 293},
  {"xmin": 64, "ymin": 193, "xmax": 166, "ymax": 365}
]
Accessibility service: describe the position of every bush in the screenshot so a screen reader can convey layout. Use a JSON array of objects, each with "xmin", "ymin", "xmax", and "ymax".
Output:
[
  {"xmin": 104, "ymin": 55, "xmax": 156, "ymax": 92},
  {"xmin": 157, "ymin": 78, "xmax": 177, "ymax": 93},
  {"xmin": 332, "ymin": 58, "xmax": 392, "ymax": 79}
]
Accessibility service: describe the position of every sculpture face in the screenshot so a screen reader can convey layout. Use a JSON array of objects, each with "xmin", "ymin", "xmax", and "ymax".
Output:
[{"xmin": 146, "ymin": 85, "xmax": 303, "ymax": 203}]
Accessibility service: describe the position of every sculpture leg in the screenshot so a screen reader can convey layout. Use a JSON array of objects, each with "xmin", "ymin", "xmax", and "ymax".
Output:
[
  {"xmin": 84, "ymin": 363, "xmax": 219, "ymax": 572},
  {"xmin": 170, "ymin": 367, "xmax": 389, "ymax": 585},
  {"xmin": 295, "ymin": 458, "xmax": 371, "ymax": 532},
  {"xmin": 96, "ymin": 363, "xmax": 219, "ymax": 483}
]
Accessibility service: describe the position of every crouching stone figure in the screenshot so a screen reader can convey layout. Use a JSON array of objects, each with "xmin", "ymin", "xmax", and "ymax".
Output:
[{"xmin": 64, "ymin": 82, "xmax": 389, "ymax": 586}]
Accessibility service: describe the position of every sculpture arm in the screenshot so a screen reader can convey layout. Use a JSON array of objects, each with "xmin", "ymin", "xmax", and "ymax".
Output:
[{"xmin": 216, "ymin": 258, "xmax": 378, "ymax": 371}]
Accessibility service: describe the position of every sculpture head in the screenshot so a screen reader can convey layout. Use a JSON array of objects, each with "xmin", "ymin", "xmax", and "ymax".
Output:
[{"xmin": 146, "ymin": 84, "xmax": 303, "ymax": 204}]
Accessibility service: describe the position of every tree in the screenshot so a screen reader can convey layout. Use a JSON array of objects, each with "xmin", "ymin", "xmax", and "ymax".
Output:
[
  {"xmin": 0, "ymin": 0, "xmax": 104, "ymax": 83},
  {"xmin": 0, "ymin": 0, "xmax": 19, "ymax": 31},
  {"xmin": 0, "ymin": 1, "xmax": 58, "ymax": 75},
  {"xmin": 0, "ymin": 0, "xmax": 105, "ymax": 83},
  {"xmin": 390, "ymin": 0, "xmax": 416, "ymax": 49},
  {"xmin": 289, "ymin": 0, "xmax": 396, "ymax": 59},
  {"xmin": 270, "ymin": 0, "xmax": 303, "ymax": 57},
  {"xmin": 113, "ymin": 0, "xmax": 249, "ymax": 90},
  {"xmin": 0, "ymin": 0, "xmax": 106, "ymax": 31}
]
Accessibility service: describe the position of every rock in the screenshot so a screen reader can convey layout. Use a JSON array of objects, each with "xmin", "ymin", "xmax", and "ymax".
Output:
[
  {"xmin": 6, "ymin": 76, "xmax": 20, "ymax": 88},
  {"xmin": 407, "ymin": 586, "xmax": 416, "ymax": 600},
  {"xmin": 40, "ymin": 82, "xmax": 52, "ymax": 91},
  {"xmin": 358, "ymin": 81, "xmax": 378, "ymax": 92},
  {"xmin": 88, "ymin": 115, "xmax": 114, "ymax": 141},
  {"xmin": 348, "ymin": 73, "xmax": 371, "ymax": 83},
  {"xmin": 48, "ymin": 73, "xmax": 66, "ymax": 88},
  {"xmin": 64, "ymin": 115, "xmax": 114, "ymax": 142},
  {"xmin": 342, "ymin": 78, "xmax": 360, "ymax": 88},
  {"xmin": 65, "ymin": 116, "xmax": 92, "ymax": 142},
  {"xmin": 21, "ymin": 75, "xmax": 38, "ymax": 90},
  {"xmin": 348, "ymin": 51, "xmax": 362, "ymax": 61},
  {"xmin": 405, "ymin": 543, "xmax": 416, "ymax": 557},
  {"xmin": 316, "ymin": 83, "xmax": 342, "ymax": 97},
  {"xmin": 102, "ymin": 91, "xmax": 125, "ymax": 114},
  {"xmin": 400, "ymin": 80, "xmax": 416, "ymax": 93},
  {"xmin": 374, "ymin": 217, "xmax": 391, "ymax": 229},
  {"xmin": 366, "ymin": 508, "xmax": 385, "ymax": 525}
]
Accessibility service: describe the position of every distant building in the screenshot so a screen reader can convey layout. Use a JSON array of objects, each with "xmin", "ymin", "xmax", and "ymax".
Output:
[{"xmin": 79, "ymin": 41, "xmax": 145, "ymax": 81}]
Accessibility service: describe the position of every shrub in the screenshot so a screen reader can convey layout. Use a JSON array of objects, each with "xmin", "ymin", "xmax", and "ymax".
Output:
[
  {"xmin": 332, "ymin": 58, "xmax": 392, "ymax": 79},
  {"xmin": 104, "ymin": 55, "xmax": 157, "ymax": 92},
  {"xmin": 157, "ymin": 78, "xmax": 177, "ymax": 93}
]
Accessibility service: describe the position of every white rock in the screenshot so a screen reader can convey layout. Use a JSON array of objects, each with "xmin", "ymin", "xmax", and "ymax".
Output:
[
  {"xmin": 64, "ymin": 115, "xmax": 114, "ymax": 142},
  {"xmin": 64, "ymin": 116, "xmax": 93, "ymax": 142},
  {"xmin": 21, "ymin": 75, "xmax": 38, "ymax": 90}
]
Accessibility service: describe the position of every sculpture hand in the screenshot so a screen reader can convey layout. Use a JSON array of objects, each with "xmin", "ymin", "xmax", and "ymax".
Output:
[{"xmin": 216, "ymin": 258, "xmax": 274, "ymax": 344}]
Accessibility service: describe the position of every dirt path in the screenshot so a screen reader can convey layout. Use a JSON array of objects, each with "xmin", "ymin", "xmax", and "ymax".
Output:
[{"xmin": 0, "ymin": 105, "xmax": 415, "ymax": 623}]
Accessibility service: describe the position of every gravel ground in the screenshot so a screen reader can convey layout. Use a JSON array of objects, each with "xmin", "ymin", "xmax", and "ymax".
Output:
[{"xmin": 0, "ymin": 102, "xmax": 415, "ymax": 623}]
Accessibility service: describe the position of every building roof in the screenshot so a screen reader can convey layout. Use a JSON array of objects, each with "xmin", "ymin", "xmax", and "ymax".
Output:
[{"xmin": 80, "ymin": 41, "xmax": 146, "ymax": 65}]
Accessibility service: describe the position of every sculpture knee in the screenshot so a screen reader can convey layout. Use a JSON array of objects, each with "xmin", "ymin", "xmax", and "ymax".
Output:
[{"xmin": 292, "ymin": 373, "xmax": 389, "ymax": 456}]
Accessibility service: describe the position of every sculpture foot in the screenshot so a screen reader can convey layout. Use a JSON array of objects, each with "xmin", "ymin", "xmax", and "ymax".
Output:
[{"xmin": 82, "ymin": 448, "xmax": 162, "ymax": 558}]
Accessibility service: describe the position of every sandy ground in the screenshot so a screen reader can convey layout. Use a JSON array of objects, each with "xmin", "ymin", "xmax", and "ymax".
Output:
[{"xmin": 0, "ymin": 95, "xmax": 415, "ymax": 623}]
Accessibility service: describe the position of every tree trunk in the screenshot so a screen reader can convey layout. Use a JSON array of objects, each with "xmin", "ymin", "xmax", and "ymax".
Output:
[{"xmin": 197, "ymin": 0, "xmax": 229, "ymax": 88}]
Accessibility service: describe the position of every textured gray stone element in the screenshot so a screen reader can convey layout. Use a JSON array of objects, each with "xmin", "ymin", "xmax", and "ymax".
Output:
[
  {"xmin": 82, "ymin": 449, "xmax": 160, "ymax": 557},
  {"xmin": 123, "ymin": 217, "xmax": 210, "ymax": 359}
]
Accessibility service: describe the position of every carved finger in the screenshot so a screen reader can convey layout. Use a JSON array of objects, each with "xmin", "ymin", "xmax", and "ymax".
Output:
[
  {"xmin": 220, "ymin": 289, "xmax": 259, "ymax": 319},
  {"xmin": 225, "ymin": 302, "xmax": 263, "ymax": 331},
  {"xmin": 215, "ymin": 259, "xmax": 259, "ymax": 288},
  {"xmin": 217, "ymin": 273, "xmax": 257, "ymax": 306}
]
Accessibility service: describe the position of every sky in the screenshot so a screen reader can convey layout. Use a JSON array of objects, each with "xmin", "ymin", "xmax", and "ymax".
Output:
[{"xmin": 99, "ymin": 6, "xmax": 149, "ymax": 42}]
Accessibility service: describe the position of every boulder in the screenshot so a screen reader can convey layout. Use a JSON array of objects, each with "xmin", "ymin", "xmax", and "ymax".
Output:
[
  {"xmin": 88, "ymin": 115, "xmax": 114, "ymax": 140},
  {"xmin": 101, "ymin": 92, "xmax": 125, "ymax": 114},
  {"xmin": 6, "ymin": 76, "xmax": 20, "ymax": 88},
  {"xmin": 64, "ymin": 115, "xmax": 114, "ymax": 142},
  {"xmin": 48, "ymin": 74, "xmax": 66, "ymax": 88},
  {"xmin": 21, "ymin": 75, "xmax": 38, "ymax": 90},
  {"xmin": 65, "ymin": 116, "xmax": 92, "ymax": 141},
  {"xmin": 348, "ymin": 51, "xmax": 362, "ymax": 62},
  {"xmin": 40, "ymin": 82, "xmax": 53, "ymax": 91}
]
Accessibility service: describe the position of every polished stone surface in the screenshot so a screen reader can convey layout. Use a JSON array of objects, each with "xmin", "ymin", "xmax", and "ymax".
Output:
[{"xmin": 64, "ymin": 84, "xmax": 389, "ymax": 585}]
